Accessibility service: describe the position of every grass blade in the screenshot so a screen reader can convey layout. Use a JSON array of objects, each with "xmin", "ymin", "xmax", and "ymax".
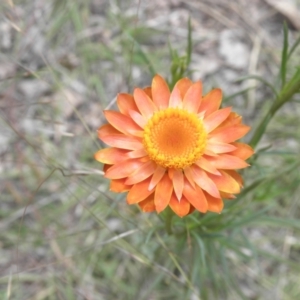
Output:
[
  {"xmin": 186, "ymin": 17, "xmax": 192, "ymax": 67},
  {"xmin": 280, "ymin": 22, "xmax": 289, "ymax": 88}
]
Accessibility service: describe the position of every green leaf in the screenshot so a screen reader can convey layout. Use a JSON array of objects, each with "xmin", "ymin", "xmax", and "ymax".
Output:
[
  {"xmin": 125, "ymin": 32, "xmax": 157, "ymax": 77},
  {"xmin": 192, "ymin": 232, "xmax": 207, "ymax": 268},
  {"xmin": 280, "ymin": 22, "xmax": 289, "ymax": 88},
  {"xmin": 186, "ymin": 17, "xmax": 192, "ymax": 67},
  {"xmin": 287, "ymin": 32, "xmax": 300, "ymax": 59},
  {"xmin": 222, "ymin": 207, "xmax": 271, "ymax": 230},
  {"xmin": 258, "ymin": 216, "xmax": 300, "ymax": 230},
  {"xmin": 235, "ymin": 75, "xmax": 278, "ymax": 98}
]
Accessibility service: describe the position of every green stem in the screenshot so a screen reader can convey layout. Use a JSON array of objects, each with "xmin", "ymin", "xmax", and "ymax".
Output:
[
  {"xmin": 165, "ymin": 209, "xmax": 174, "ymax": 235},
  {"xmin": 249, "ymin": 77, "xmax": 300, "ymax": 149}
]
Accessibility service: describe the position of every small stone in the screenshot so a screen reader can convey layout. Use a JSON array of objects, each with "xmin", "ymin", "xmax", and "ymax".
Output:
[
  {"xmin": 219, "ymin": 29, "xmax": 250, "ymax": 69},
  {"xmin": 18, "ymin": 80, "xmax": 51, "ymax": 101}
]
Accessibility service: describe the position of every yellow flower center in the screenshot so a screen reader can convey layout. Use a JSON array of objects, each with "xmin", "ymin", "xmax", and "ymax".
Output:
[{"xmin": 143, "ymin": 108, "xmax": 207, "ymax": 169}]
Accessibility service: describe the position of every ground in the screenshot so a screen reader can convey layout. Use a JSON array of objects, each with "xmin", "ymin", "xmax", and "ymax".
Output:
[{"xmin": 1, "ymin": 0, "xmax": 300, "ymax": 299}]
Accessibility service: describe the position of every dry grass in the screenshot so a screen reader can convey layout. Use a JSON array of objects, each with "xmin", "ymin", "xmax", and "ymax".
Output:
[{"xmin": 0, "ymin": 0, "xmax": 300, "ymax": 299}]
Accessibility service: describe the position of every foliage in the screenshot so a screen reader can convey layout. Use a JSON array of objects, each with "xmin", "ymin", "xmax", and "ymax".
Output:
[{"xmin": 0, "ymin": 1, "xmax": 300, "ymax": 300}]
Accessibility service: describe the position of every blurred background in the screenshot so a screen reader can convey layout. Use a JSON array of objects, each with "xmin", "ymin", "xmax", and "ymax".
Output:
[{"xmin": 1, "ymin": 0, "xmax": 300, "ymax": 299}]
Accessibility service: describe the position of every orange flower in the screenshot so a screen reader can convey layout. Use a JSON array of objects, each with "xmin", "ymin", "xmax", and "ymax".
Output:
[{"xmin": 95, "ymin": 75, "xmax": 253, "ymax": 217}]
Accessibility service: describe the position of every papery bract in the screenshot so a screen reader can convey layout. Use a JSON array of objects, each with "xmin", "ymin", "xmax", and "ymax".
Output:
[{"xmin": 95, "ymin": 75, "xmax": 253, "ymax": 217}]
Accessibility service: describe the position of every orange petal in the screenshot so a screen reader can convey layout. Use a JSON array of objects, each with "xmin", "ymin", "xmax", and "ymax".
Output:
[
  {"xmin": 199, "ymin": 88, "xmax": 222, "ymax": 116},
  {"xmin": 205, "ymin": 154, "xmax": 249, "ymax": 169},
  {"xmin": 204, "ymin": 192, "xmax": 224, "ymax": 213},
  {"xmin": 110, "ymin": 178, "xmax": 131, "ymax": 192},
  {"xmin": 203, "ymin": 148, "xmax": 218, "ymax": 156},
  {"xmin": 195, "ymin": 156, "xmax": 221, "ymax": 175},
  {"xmin": 205, "ymin": 141, "xmax": 237, "ymax": 154},
  {"xmin": 127, "ymin": 149, "xmax": 148, "ymax": 159},
  {"xmin": 169, "ymin": 193, "xmax": 190, "ymax": 217},
  {"xmin": 176, "ymin": 77, "xmax": 193, "ymax": 98},
  {"xmin": 225, "ymin": 170, "xmax": 243, "ymax": 187},
  {"xmin": 182, "ymin": 81, "xmax": 202, "ymax": 113},
  {"xmin": 104, "ymin": 110, "xmax": 143, "ymax": 136},
  {"xmin": 127, "ymin": 177, "xmax": 154, "ymax": 204},
  {"xmin": 149, "ymin": 165, "xmax": 166, "ymax": 190},
  {"xmin": 183, "ymin": 167, "xmax": 196, "ymax": 188},
  {"xmin": 168, "ymin": 168, "xmax": 175, "ymax": 180},
  {"xmin": 129, "ymin": 110, "xmax": 147, "ymax": 128},
  {"xmin": 98, "ymin": 124, "xmax": 143, "ymax": 150},
  {"xmin": 133, "ymin": 88, "xmax": 157, "ymax": 119},
  {"xmin": 97, "ymin": 123, "xmax": 120, "ymax": 138},
  {"xmin": 138, "ymin": 195, "xmax": 156, "ymax": 212},
  {"xmin": 101, "ymin": 135, "xmax": 143, "ymax": 150},
  {"xmin": 94, "ymin": 148, "xmax": 129, "ymax": 164},
  {"xmin": 230, "ymin": 142, "xmax": 254, "ymax": 160},
  {"xmin": 169, "ymin": 84, "xmax": 183, "ymax": 108},
  {"xmin": 152, "ymin": 74, "xmax": 170, "ymax": 109},
  {"xmin": 125, "ymin": 160, "xmax": 156, "ymax": 185},
  {"xmin": 143, "ymin": 86, "xmax": 152, "ymax": 99},
  {"xmin": 204, "ymin": 107, "xmax": 232, "ymax": 133},
  {"xmin": 103, "ymin": 164, "xmax": 111, "ymax": 173},
  {"xmin": 105, "ymin": 159, "xmax": 145, "ymax": 179},
  {"xmin": 190, "ymin": 165, "xmax": 221, "ymax": 198},
  {"xmin": 218, "ymin": 112, "xmax": 242, "ymax": 128},
  {"xmin": 154, "ymin": 174, "xmax": 173, "ymax": 213},
  {"xmin": 209, "ymin": 125, "xmax": 251, "ymax": 143},
  {"xmin": 117, "ymin": 93, "xmax": 138, "ymax": 116},
  {"xmin": 188, "ymin": 205, "xmax": 196, "ymax": 215},
  {"xmin": 182, "ymin": 179, "xmax": 208, "ymax": 213},
  {"xmin": 207, "ymin": 170, "xmax": 240, "ymax": 194},
  {"xmin": 220, "ymin": 191, "xmax": 236, "ymax": 199},
  {"xmin": 172, "ymin": 169, "xmax": 184, "ymax": 200}
]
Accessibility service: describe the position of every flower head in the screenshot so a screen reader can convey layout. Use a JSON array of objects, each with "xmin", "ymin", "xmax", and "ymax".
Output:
[{"xmin": 95, "ymin": 75, "xmax": 253, "ymax": 217}]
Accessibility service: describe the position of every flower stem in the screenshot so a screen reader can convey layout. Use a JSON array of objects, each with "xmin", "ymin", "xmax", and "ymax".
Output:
[
  {"xmin": 165, "ymin": 208, "xmax": 174, "ymax": 235},
  {"xmin": 250, "ymin": 74, "xmax": 300, "ymax": 149}
]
